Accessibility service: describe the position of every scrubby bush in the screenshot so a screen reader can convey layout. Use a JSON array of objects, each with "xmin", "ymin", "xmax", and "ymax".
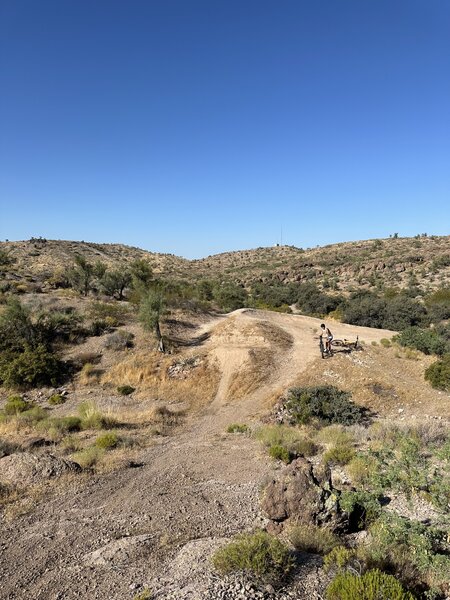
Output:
[
  {"xmin": 48, "ymin": 394, "xmax": 65, "ymax": 405},
  {"xmin": 425, "ymin": 354, "xmax": 450, "ymax": 391},
  {"xmin": 395, "ymin": 326, "xmax": 448, "ymax": 356},
  {"xmin": 3, "ymin": 395, "xmax": 31, "ymax": 415},
  {"xmin": 104, "ymin": 330, "xmax": 134, "ymax": 351},
  {"xmin": 367, "ymin": 514, "xmax": 450, "ymax": 595},
  {"xmin": 95, "ymin": 432, "xmax": 119, "ymax": 449},
  {"xmin": 295, "ymin": 282, "xmax": 343, "ymax": 316},
  {"xmin": 226, "ymin": 423, "xmax": 249, "ymax": 434},
  {"xmin": 323, "ymin": 442, "xmax": 355, "ymax": 466},
  {"xmin": 339, "ymin": 490, "xmax": 382, "ymax": 530},
  {"xmin": 212, "ymin": 530, "xmax": 293, "ymax": 586},
  {"xmin": 269, "ymin": 444, "xmax": 291, "ymax": 463},
  {"xmin": 88, "ymin": 301, "xmax": 128, "ymax": 326},
  {"xmin": 346, "ymin": 454, "xmax": 380, "ymax": 489},
  {"xmin": 37, "ymin": 416, "xmax": 82, "ymax": 435},
  {"xmin": 0, "ymin": 345, "xmax": 65, "ymax": 388},
  {"xmin": 323, "ymin": 546, "xmax": 357, "ymax": 573},
  {"xmin": 72, "ymin": 446, "xmax": 104, "ymax": 468},
  {"xmin": 288, "ymin": 523, "xmax": 339, "ymax": 555},
  {"xmin": 285, "ymin": 386, "xmax": 366, "ymax": 426},
  {"xmin": 255, "ymin": 425, "xmax": 317, "ymax": 461},
  {"xmin": 117, "ymin": 385, "xmax": 135, "ymax": 396},
  {"xmin": 326, "ymin": 569, "xmax": 414, "ymax": 600},
  {"xmin": 213, "ymin": 283, "xmax": 248, "ymax": 312}
]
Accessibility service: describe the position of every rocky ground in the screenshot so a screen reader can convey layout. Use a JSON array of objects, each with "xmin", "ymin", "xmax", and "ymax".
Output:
[{"xmin": 0, "ymin": 309, "xmax": 449, "ymax": 599}]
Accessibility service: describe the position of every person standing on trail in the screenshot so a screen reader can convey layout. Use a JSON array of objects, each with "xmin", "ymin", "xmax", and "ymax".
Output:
[{"xmin": 320, "ymin": 323, "xmax": 333, "ymax": 353}]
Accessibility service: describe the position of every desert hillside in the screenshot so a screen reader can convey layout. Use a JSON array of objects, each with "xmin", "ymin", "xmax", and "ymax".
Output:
[
  {"xmin": 0, "ymin": 240, "xmax": 449, "ymax": 600},
  {"xmin": 1, "ymin": 234, "xmax": 449, "ymax": 293}
]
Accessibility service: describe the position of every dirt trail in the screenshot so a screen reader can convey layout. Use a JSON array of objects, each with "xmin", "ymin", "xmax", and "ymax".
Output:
[{"xmin": 0, "ymin": 310, "xmax": 399, "ymax": 600}]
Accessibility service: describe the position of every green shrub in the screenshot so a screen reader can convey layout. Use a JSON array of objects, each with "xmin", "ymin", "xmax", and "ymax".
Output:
[
  {"xmin": 367, "ymin": 513, "xmax": 450, "ymax": 594},
  {"xmin": 133, "ymin": 589, "xmax": 153, "ymax": 600},
  {"xmin": 95, "ymin": 432, "xmax": 119, "ymax": 450},
  {"xmin": 226, "ymin": 423, "xmax": 249, "ymax": 434},
  {"xmin": 3, "ymin": 396, "xmax": 31, "ymax": 415},
  {"xmin": 16, "ymin": 406, "xmax": 48, "ymax": 426},
  {"xmin": 395, "ymin": 327, "xmax": 448, "ymax": 356},
  {"xmin": 269, "ymin": 444, "xmax": 291, "ymax": 463},
  {"xmin": 88, "ymin": 301, "xmax": 127, "ymax": 325},
  {"xmin": 212, "ymin": 530, "xmax": 293, "ymax": 586},
  {"xmin": 346, "ymin": 454, "xmax": 380, "ymax": 488},
  {"xmin": 48, "ymin": 393, "xmax": 65, "ymax": 405},
  {"xmin": 379, "ymin": 338, "xmax": 391, "ymax": 348},
  {"xmin": 255, "ymin": 425, "xmax": 317, "ymax": 460},
  {"xmin": 323, "ymin": 546, "xmax": 357, "ymax": 573},
  {"xmin": 72, "ymin": 446, "xmax": 104, "ymax": 468},
  {"xmin": 288, "ymin": 523, "xmax": 339, "ymax": 555},
  {"xmin": 326, "ymin": 569, "xmax": 414, "ymax": 600},
  {"xmin": 323, "ymin": 442, "xmax": 355, "ymax": 466},
  {"xmin": 285, "ymin": 386, "xmax": 366, "ymax": 426},
  {"xmin": 339, "ymin": 490, "xmax": 382, "ymax": 530},
  {"xmin": 37, "ymin": 416, "xmax": 82, "ymax": 435},
  {"xmin": 425, "ymin": 354, "xmax": 450, "ymax": 391},
  {"xmin": 117, "ymin": 385, "xmax": 135, "ymax": 396},
  {"xmin": 0, "ymin": 344, "xmax": 65, "ymax": 388}
]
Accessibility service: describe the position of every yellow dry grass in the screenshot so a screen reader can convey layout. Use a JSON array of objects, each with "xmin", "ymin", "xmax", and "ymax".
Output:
[{"xmin": 101, "ymin": 351, "xmax": 220, "ymax": 411}]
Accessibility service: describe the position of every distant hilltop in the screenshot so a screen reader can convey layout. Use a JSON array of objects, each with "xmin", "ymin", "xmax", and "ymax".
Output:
[{"xmin": 1, "ymin": 235, "xmax": 449, "ymax": 293}]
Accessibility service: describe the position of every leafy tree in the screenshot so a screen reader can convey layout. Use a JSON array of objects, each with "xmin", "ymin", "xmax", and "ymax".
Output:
[
  {"xmin": 138, "ymin": 288, "xmax": 166, "ymax": 351},
  {"xmin": 130, "ymin": 259, "xmax": 153, "ymax": 291},
  {"xmin": 68, "ymin": 256, "xmax": 95, "ymax": 296},
  {"xmin": 101, "ymin": 268, "xmax": 132, "ymax": 300},
  {"xmin": 214, "ymin": 283, "xmax": 248, "ymax": 312}
]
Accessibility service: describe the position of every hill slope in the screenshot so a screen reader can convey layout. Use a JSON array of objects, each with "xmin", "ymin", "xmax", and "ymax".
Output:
[{"xmin": 1, "ymin": 235, "xmax": 449, "ymax": 293}]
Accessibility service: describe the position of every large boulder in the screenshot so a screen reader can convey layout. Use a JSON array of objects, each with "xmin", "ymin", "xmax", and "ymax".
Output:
[
  {"xmin": 0, "ymin": 452, "xmax": 81, "ymax": 485},
  {"xmin": 261, "ymin": 458, "xmax": 344, "ymax": 531}
]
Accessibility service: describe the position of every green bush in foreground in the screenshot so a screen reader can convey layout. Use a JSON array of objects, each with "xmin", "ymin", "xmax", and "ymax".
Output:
[
  {"xmin": 326, "ymin": 569, "xmax": 414, "ymax": 600},
  {"xmin": 212, "ymin": 530, "xmax": 293, "ymax": 586},
  {"xmin": 285, "ymin": 386, "xmax": 366, "ymax": 426}
]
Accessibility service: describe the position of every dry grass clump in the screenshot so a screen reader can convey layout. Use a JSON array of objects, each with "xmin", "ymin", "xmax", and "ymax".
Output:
[
  {"xmin": 102, "ymin": 351, "xmax": 220, "ymax": 411},
  {"xmin": 288, "ymin": 523, "xmax": 340, "ymax": 555},
  {"xmin": 79, "ymin": 362, "xmax": 103, "ymax": 385}
]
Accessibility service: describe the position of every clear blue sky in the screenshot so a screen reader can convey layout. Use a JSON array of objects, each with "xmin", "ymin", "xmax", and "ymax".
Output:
[{"xmin": 1, "ymin": 1, "xmax": 449, "ymax": 258}]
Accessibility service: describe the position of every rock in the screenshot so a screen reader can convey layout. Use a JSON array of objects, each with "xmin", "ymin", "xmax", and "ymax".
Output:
[
  {"xmin": 0, "ymin": 452, "xmax": 81, "ymax": 485},
  {"xmin": 261, "ymin": 458, "xmax": 346, "ymax": 531}
]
